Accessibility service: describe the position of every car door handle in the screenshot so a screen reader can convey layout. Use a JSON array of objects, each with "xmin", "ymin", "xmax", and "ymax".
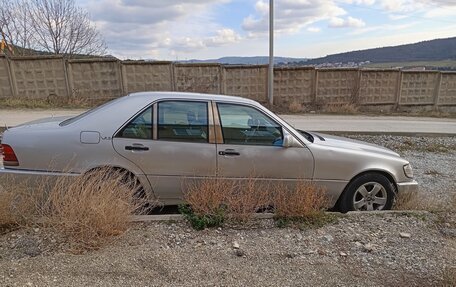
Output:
[
  {"xmin": 219, "ymin": 149, "xmax": 240, "ymax": 156},
  {"xmin": 125, "ymin": 145, "xmax": 149, "ymax": 151}
]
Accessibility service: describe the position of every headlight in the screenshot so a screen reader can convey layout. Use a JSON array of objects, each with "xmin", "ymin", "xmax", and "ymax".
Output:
[{"xmin": 403, "ymin": 164, "xmax": 413, "ymax": 178}]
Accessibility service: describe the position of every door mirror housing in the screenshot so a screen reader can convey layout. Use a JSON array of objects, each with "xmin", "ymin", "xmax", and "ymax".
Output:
[{"xmin": 282, "ymin": 134, "xmax": 293, "ymax": 148}]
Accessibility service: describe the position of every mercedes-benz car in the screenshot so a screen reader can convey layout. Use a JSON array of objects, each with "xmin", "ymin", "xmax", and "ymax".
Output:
[{"xmin": 0, "ymin": 92, "xmax": 418, "ymax": 212}]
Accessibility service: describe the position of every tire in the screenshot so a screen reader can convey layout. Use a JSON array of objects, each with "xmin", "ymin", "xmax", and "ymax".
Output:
[{"xmin": 339, "ymin": 173, "xmax": 396, "ymax": 213}]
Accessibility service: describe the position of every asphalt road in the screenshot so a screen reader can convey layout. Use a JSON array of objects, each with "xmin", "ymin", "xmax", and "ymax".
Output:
[{"xmin": 1, "ymin": 109, "xmax": 456, "ymax": 135}]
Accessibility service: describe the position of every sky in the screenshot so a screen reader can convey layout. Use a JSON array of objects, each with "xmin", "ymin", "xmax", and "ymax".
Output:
[{"xmin": 77, "ymin": 0, "xmax": 456, "ymax": 60}]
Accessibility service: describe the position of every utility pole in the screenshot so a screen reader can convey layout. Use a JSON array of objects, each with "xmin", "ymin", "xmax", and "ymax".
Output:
[{"xmin": 268, "ymin": 0, "xmax": 274, "ymax": 105}]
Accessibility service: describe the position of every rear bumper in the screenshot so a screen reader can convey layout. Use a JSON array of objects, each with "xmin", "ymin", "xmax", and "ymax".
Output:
[
  {"xmin": 0, "ymin": 167, "xmax": 78, "ymax": 190},
  {"xmin": 397, "ymin": 180, "xmax": 419, "ymax": 193}
]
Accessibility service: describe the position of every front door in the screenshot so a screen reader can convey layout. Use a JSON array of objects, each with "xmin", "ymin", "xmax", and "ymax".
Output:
[{"xmin": 215, "ymin": 102, "xmax": 313, "ymax": 182}]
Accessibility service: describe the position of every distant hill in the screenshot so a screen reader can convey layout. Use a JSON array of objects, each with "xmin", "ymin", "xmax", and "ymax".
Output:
[
  {"xmin": 306, "ymin": 37, "xmax": 456, "ymax": 65},
  {"xmin": 181, "ymin": 56, "xmax": 308, "ymax": 65}
]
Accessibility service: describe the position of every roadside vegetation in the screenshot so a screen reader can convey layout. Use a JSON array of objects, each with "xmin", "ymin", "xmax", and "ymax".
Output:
[
  {"xmin": 0, "ymin": 169, "xmax": 150, "ymax": 251},
  {"xmin": 180, "ymin": 178, "xmax": 332, "ymax": 230}
]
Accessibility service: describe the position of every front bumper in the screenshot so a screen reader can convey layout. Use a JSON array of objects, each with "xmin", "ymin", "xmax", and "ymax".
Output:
[{"xmin": 397, "ymin": 180, "xmax": 419, "ymax": 193}]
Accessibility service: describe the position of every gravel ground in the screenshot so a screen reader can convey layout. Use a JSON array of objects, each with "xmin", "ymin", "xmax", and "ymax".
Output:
[
  {"xmin": 0, "ymin": 212, "xmax": 455, "ymax": 286},
  {"xmin": 0, "ymin": 134, "xmax": 455, "ymax": 286}
]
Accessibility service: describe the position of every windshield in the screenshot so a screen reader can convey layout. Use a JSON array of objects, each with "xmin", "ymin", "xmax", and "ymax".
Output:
[{"xmin": 59, "ymin": 98, "xmax": 123, "ymax": 126}]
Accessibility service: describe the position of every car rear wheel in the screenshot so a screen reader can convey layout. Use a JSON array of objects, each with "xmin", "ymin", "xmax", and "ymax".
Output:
[{"xmin": 339, "ymin": 173, "xmax": 396, "ymax": 213}]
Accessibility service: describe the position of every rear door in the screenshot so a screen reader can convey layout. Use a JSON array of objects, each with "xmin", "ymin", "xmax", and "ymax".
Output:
[
  {"xmin": 215, "ymin": 102, "xmax": 313, "ymax": 182},
  {"xmin": 113, "ymin": 100, "xmax": 217, "ymax": 201}
]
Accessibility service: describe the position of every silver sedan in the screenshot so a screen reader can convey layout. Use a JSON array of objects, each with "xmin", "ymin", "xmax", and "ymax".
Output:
[{"xmin": 0, "ymin": 92, "xmax": 418, "ymax": 212}]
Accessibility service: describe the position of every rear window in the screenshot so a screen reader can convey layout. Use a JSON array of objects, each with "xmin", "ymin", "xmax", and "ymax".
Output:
[{"xmin": 59, "ymin": 98, "xmax": 122, "ymax": 126}]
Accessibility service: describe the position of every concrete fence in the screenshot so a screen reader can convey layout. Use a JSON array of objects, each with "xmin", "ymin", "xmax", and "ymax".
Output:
[{"xmin": 0, "ymin": 55, "xmax": 455, "ymax": 110}]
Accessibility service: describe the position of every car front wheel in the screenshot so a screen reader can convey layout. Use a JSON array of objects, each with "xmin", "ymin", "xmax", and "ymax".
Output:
[{"xmin": 339, "ymin": 173, "xmax": 396, "ymax": 213}]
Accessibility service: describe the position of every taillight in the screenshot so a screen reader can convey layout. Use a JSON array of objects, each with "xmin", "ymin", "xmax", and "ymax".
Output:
[{"xmin": 1, "ymin": 144, "xmax": 19, "ymax": 166}]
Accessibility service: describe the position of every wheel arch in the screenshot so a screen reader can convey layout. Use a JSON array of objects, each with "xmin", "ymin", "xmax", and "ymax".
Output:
[
  {"xmin": 82, "ymin": 165, "xmax": 155, "ymax": 198},
  {"xmin": 334, "ymin": 169, "xmax": 398, "ymax": 210}
]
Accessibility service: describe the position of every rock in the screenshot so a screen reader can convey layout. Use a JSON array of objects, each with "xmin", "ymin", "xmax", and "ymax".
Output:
[
  {"xmin": 400, "ymin": 232, "xmax": 411, "ymax": 238},
  {"xmin": 33, "ymin": 228, "xmax": 39, "ymax": 233},
  {"xmin": 322, "ymin": 235, "xmax": 334, "ymax": 242},
  {"xmin": 363, "ymin": 243, "xmax": 374, "ymax": 252},
  {"xmin": 339, "ymin": 251, "xmax": 348, "ymax": 257},
  {"xmin": 232, "ymin": 241, "xmax": 240, "ymax": 249},
  {"xmin": 234, "ymin": 249, "xmax": 246, "ymax": 257},
  {"xmin": 303, "ymin": 249, "xmax": 316, "ymax": 255}
]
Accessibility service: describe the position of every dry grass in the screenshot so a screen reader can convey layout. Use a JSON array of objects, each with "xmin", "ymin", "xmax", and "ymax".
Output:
[
  {"xmin": 182, "ymin": 178, "xmax": 232, "ymax": 216},
  {"xmin": 0, "ymin": 169, "xmax": 149, "ymax": 250},
  {"xmin": 393, "ymin": 190, "xmax": 456, "ymax": 212},
  {"xmin": 1, "ymin": 96, "xmax": 112, "ymax": 109},
  {"xmin": 272, "ymin": 181, "xmax": 329, "ymax": 220},
  {"xmin": 323, "ymin": 103, "xmax": 359, "ymax": 114},
  {"xmin": 0, "ymin": 191, "xmax": 22, "ymax": 231},
  {"xmin": 393, "ymin": 190, "xmax": 439, "ymax": 211},
  {"xmin": 181, "ymin": 178, "xmax": 332, "ymax": 229},
  {"xmin": 287, "ymin": 100, "xmax": 303, "ymax": 113},
  {"xmin": 0, "ymin": 177, "xmax": 40, "ymax": 233},
  {"xmin": 224, "ymin": 178, "xmax": 270, "ymax": 223}
]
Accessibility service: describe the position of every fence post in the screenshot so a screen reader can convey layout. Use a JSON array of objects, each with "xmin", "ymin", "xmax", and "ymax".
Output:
[
  {"xmin": 312, "ymin": 69, "xmax": 319, "ymax": 104},
  {"xmin": 7, "ymin": 57, "xmax": 19, "ymax": 98},
  {"xmin": 4, "ymin": 55, "xmax": 16, "ymax": 98},
  {"xmin": 433, "ymin": 72, "xmax": 442, "ymax": 108},
  {"xmin": 118, "ymin": 61, "xmax": 126, "ymax": 96},
  {"xmin": 219, "ymin": 64, "xmax": 224, "ymax": 94},
  {"xmin": 394, "ymin": 70, "xmax": 403, "ymax": 110},
  {"xmin": 66, "ymin": 60, "xmax": 75, "ymax": 98},
  {"xmin": 62, "ymin": 57, "xmax": 71, "ymax": 98},
  {"xmin": 170, "ymin": 62, "xmax": 176, "ymax": 91}
]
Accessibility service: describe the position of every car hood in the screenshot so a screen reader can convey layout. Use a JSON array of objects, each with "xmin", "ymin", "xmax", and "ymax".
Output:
[
  {"xmin": 11, "ymin": 116, "xmax": 72, "ymax": 130},
  {"xmin": 309, "ymin": 132, "xmax": 399, "ymax": 157}
]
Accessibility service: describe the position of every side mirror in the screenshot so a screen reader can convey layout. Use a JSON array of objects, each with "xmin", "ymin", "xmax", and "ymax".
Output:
[{"xmin": 282, "ymin": 134, "xmax": 293, "ymax": 148}]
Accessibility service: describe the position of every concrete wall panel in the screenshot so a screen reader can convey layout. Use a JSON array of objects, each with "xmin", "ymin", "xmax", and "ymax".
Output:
[
  {"xmin": 174, "ymin": 64, "xmax": 221, "ymax": 94},
  {"xmin": 316, "ymin": 69, "xmax": 359, "ymax": 104},
  {"xmin": 359, "ymin": 70, "xmax": 399, "ymax": 104},
  {"xmin": 69, "ymin": 59, "xmax": 122, "ymax": 99},
  {"xmin": 274, "ymin": 67, "xmax": 314, "ymax": 105},
  {"xmin": 123, "ymin": 61, "xmax": 172, "ymax": 93},
  {"xmin": 11, "ymin": 57, "xmax": 67, "ymax": 98},
  {"xmin": 399, "ymin": 72, "xmax": 438, "ymax": 105},
  {"xmin": 438, "ymin": 72, "xmax": 456, "ymax": 106},
  {"xmin": 223, "ymin": 66, "xmax": 267, "ymax": 102}
]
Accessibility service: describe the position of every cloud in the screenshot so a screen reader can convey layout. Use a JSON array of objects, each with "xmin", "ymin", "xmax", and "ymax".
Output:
[
  {"xmin": 83, "ymin": 0, "xmax": 237, "ymax": 59},
  {"xmin": 307, "ymin": 27, "xmax": 321, "ymax": 33},
  {"xmin": 377, "ymin": 0, "xmax": 456, "ymax": 13},
  {"xmin": 348, "ymin": 22, "xmax": 417, "ymax": 35},
  {"xmin": 242, "ymin": 0, "xmax": 347, "ymax": 37},
  {"xmin": 329, "ymin": 16, "xmax": 366, "ymax": 28},
  {"xmin": 343, "ymin": 0, "xmax": 376, "ymax": 5}
]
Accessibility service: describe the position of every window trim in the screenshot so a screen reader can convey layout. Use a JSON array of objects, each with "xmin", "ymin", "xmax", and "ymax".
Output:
[{"xmin": 215, "ymin": 102, "xmax": 284, "ymax": 147}]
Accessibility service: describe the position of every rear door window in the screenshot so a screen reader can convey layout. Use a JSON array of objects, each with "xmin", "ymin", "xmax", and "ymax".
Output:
[
  {"xmin": 117, "ymin": 107, "xmax": 153, "ymax": 139},
  {"xmin": 157, "ymin": 101, "xmax": 209, "ymax": 143}
]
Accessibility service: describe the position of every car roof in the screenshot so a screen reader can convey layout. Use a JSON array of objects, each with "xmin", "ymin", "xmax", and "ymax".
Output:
[{"xmin": 126, "ymin": 91, "xmax": 259, "ymax": 105}]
